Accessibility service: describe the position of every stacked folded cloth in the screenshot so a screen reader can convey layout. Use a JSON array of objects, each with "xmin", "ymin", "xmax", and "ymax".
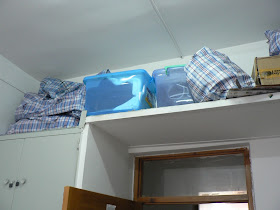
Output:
[
  {"xmin": 6, "ymin": 78, "xmax": 86, "ymax": 135},
  {"xmin": 184, "ymin": 47, "xmax": 255, "ymax": 102}
]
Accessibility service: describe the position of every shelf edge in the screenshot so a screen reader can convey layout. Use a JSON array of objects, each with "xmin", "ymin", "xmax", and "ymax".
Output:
[{"xmin": 86, "ymin": 92, "xmax": 280, "ymax": 123}]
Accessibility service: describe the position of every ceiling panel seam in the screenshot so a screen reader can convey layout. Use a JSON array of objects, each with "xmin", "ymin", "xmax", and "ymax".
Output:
[
  {"xmin": 0, "ymin": 78, "xmax": 24, "ymax": 94},
  {"xmin": 149, "ymin": 0, "xmax": 184, "ymax": 58}
]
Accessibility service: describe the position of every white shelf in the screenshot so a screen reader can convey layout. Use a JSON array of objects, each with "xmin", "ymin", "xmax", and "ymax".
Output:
[{"xmin": 86, "ymin": 92, "xmax": 280, "ymax": 148}]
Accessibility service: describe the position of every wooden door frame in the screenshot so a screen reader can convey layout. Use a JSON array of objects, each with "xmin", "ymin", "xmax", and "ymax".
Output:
[{"xmin": 134, "ymin": 148, "xmax": 254, "ymax": 209}]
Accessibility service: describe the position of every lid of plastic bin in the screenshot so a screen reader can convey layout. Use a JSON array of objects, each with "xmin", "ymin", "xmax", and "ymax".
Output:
[
  {"xmin": 164, "ymin": 64, "xmax": 186, "ymax": 71},
  {"xmin": 152, "ymin": 65, "xmax": 186, "ymax": 77},
  {"xmin": 164, "ymin": 64, "xmax": 185, "ymax": 75},
  {"xmin": 83, "ymin": 69, "xmax": 151, "ymax": 85}
]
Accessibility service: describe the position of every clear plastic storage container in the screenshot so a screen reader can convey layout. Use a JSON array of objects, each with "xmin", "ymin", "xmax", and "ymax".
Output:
[
  {"xmin": 152, "ymin": 65, "xmax": 194, "ymax": 108},
  {"xmin": 83, "ymin": 69, "xmax": 155, "ymax": 116}
]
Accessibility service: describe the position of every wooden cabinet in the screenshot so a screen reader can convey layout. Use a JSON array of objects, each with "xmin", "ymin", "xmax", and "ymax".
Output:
[
  {"xmin": 0, "ymin": 130, "xmax": 80, "ymax": 210},
  {"xmin": 62, "ymin": 186, "xmax": 141, "ymax": 210}
]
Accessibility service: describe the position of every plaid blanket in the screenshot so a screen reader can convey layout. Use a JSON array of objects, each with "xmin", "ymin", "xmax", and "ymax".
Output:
[
  {"xmin": 185, "ymin": 47, "xmax": 255, "ymax": 103},
  {"xmin": 265, "ymin": 29, "xmax": 280, "ymax": 56},
  {"xmin": 6, "ymin": 78, "xmax": 85, "ymax": 135}
]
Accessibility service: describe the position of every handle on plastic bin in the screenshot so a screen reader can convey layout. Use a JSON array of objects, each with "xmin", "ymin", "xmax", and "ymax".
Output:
[{"xmin": 164, "ymin": 64, "xmax": 186, "ymax": 75}]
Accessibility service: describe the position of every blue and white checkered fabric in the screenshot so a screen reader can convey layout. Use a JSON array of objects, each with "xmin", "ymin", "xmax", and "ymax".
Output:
[
  {"xmin": 265, "ymin": 29, "xmax": 280, "ymax": 56},
  {"xmin": 184, "ymin": 47, "xmax": 255, "ymax": 103},
  {"xmin": 6, "ymin": 116, "xmax": 80, "ymax": 134},
  {"xmin": 6, "ymin": 78, "xmax": 85, "ymax": 135}
]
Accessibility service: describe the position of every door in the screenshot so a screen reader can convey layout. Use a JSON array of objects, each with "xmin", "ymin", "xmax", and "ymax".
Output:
[
  {"xmin": 0, "ymin": 140, "xmax": 24, "ymax": 210},
  {"xmin": 62, "ymin": 186, "xmax": 142, "ymax": 210},
  {"xmin": 11, "ymin": 134, "xmax": 80, "ymax": 210}
]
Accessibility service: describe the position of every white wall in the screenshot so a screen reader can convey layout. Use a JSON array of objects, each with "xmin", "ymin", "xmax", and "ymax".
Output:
[
  {"xmin": 250, "ymin": 137, "xmax": 280, "ymax": 210},
  {"xmin": 69, "ymin": 40, "xmax": 268, "ymax": 83},
  {"xmin": 0, "ymin": 55, "xmax": 40, "ymax": 135},
  {"xmin": 80, "ymin": 124, "xmax": 130, "ymax": 199}
]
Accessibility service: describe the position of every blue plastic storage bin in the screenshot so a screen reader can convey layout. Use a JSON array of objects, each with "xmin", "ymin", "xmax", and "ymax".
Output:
[
  {"xmin": 83, "ymin": 69, "xmax": 155, "ymax": 116},
  {"xmin": 152, "ymin": 65, "xmax": 194, "ymax": 108}
]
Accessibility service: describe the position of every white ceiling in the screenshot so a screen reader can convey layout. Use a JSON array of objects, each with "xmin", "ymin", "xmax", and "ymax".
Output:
[{"xmin": 0, "ymin": 0, "xmax": 279, "ymax": 81}]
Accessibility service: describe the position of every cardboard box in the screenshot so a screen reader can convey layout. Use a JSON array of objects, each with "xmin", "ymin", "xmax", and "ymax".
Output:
[{"xmin": 252, "ymin": 56, "xmax": 280, "ymax": 85}]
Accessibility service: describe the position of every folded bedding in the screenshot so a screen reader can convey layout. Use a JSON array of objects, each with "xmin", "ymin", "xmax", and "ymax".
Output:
[{"xmin": 6, "ymin": 78, "xmax": 85, "ymax": 135}]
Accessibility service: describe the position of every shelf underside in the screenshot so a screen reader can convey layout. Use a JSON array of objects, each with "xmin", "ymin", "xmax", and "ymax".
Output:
[{"xmin": 86, "ymin": 93, "xmax": 280, "ymax": 147}]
